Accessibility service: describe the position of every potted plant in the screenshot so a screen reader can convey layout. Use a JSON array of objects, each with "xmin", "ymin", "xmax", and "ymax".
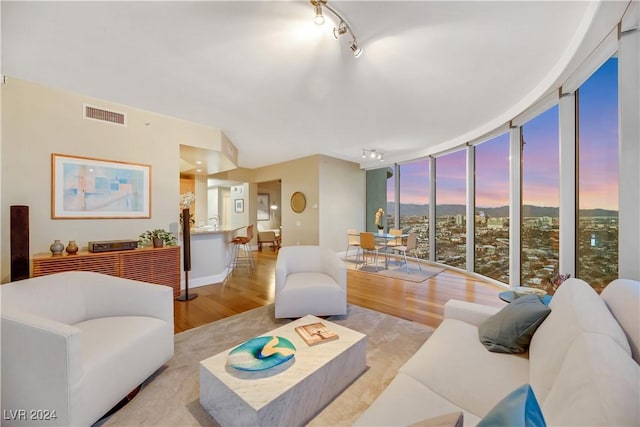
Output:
[{"xmin": 139, "ymin": 229, "xmax": 177, "ymax": 248}]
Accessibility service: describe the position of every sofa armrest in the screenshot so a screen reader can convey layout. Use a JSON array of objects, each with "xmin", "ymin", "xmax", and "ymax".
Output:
[
  {"xmin": 322, "ymin": 252, "xmax": 347, "ymax": 291},
  {"xmin": 73, "ymin": 272, "xmax": 174, "ymax": 325},
  {"xmin": 1, "ymin": 311, "xmax": 82, "ymax": 424},
  {"xmin": 444, "ymin": 299, "xmax": 501, "ymax": 327}
]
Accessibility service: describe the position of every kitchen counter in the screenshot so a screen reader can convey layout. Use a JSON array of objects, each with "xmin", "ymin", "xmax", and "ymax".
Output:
[{"xmin": 181, "ymin": 225, "xmax": 246, "ymax": 288}]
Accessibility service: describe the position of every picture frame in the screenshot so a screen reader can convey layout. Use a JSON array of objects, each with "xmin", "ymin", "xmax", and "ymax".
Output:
[
  {"xmin": 257, "ymin": 193, "xmax": 270, "ymax": 221},
  {"xmin": 51, "ymin": 153, "xmax": 151, "ymax": 219},
  {"xmin": 235, "ymin": 199, "xmax": 244, "ymax": 213}
]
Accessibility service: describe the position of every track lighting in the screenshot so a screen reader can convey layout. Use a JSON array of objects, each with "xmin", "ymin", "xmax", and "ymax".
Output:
[
  {"xmin": 310, "ymin": 0, "xmax": 362, "ymax": 58},
  {"xmin": 333, "ymin": 21, "xmax": 347, "ymax": 39},
  {"xmin": 362, "ymin": 149, "xmax": 384, "ymax": 162},
  {"xmin": 313, "ymin": 3, "xmax": 324, "ymax": 25}
]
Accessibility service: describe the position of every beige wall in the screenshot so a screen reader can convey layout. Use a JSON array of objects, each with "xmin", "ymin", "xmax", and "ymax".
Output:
[
  {"xmin": 319, "ymin": 155, "xmax": 365, "ymax": 250},
  {"xmin": 253, "ymin": 155, "xmax": 320, "ymax": 247},
  {"xmin": 251, "ymin": 155, "xmax": 365, "ymax": 252},
  {"xmin": 1, "ymin": 78, "xmax": 225, "ymax": 282}
]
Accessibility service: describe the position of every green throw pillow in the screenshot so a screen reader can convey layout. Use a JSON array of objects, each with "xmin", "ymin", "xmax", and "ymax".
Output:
[
  {"xmin": 478, "ymin": 294, "xmax": 551, "ymax": 353},
  {"xmin": 477, "ymin": 384, "xmax": 546, "ymax": 427}
]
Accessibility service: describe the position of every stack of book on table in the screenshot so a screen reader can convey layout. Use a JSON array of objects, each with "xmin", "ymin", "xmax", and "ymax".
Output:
[{"xmin": 295, "ymin": 322, "xmax": 339, "ymax": 346}]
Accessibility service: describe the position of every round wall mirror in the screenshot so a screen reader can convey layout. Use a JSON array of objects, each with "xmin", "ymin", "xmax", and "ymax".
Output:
[{"xmin": 290, "ymin": 192, "xmax": 306, "ymax": 213}]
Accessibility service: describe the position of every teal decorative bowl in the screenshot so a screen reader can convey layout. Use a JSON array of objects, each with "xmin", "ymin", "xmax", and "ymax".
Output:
[{"xmin": 228, "ymin": 336, "xmax": 296, "ymax": 371}]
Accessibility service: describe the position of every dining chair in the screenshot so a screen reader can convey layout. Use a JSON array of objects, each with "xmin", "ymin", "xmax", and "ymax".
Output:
[
  {"xmin": 345, "ymin": 229, "xmax": 361, "ymax": 263},
  {"xmin": 391, "ymin": 232, "xmax": 422, "ymax": 273},
  {"xmin": 359, "ymin": 232, "xmax": 383, "ymax": 271},
  {"xmin": 386, "ymin": 228, "xmax": 404, "ymax": 248}
]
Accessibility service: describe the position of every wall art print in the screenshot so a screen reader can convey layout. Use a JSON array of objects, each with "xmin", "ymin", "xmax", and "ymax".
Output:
[
  {"xmin": 51, "ymin": 153, "xmax": 151, "ymax": 219},
  {"xmin": 235, "ymin": 199, "xmax": 244, "ymax": 213},
  {"xmin": 257, "ymin": 193, "xmax": 270, "ymax": 221}
]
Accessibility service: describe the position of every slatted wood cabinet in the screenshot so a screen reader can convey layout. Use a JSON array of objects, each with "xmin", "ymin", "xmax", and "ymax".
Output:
[{"xmin": 32, "ymin": 246, "xmax": 181, "ymax": 297}]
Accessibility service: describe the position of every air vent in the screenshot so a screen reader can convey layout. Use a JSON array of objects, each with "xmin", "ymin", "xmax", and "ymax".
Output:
[{"xmin": 84, "ymin": 104, "xmax": 126, "ymax": 126}]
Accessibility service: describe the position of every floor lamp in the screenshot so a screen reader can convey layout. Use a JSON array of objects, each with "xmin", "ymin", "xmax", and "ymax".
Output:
[{"xmin": 177, "ymin": 208, "xmax": 197, "ymax": 301}]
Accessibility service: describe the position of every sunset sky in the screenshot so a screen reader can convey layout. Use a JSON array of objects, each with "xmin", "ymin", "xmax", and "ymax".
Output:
[{"xmin": 392, "ymin": 58, "xmax": 618, "ymax": 211}]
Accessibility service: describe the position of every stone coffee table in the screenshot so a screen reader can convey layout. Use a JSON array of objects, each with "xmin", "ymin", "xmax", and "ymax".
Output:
[{"xmin": 199, "ymin": 315, "xmax": 367, "ymax": 426}]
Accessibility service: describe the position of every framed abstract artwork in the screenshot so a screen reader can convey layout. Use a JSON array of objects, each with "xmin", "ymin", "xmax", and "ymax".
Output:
[
  {"xmin": 51, "ymin": 153, "xmax": 151, "ymax": 219},
  {"xmin": 235, "ymin": 199, "xmax": 244, "ymax": 213},
  {"xmin": 257, "ymin": 193, "xmax": 270, "ymax": 221}
]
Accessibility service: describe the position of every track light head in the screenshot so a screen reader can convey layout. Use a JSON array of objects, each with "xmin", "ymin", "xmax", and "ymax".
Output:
[
  {"xmin": 333, "ymin": 21, "xmax": 347, "ymax": 39},
  {"xmin": 310, "ymin": 0, "xmax": 327, "ymax": 25},
  {"xmin": 350, "ymin": 41, "xmax": 363, "ymax": 58}
]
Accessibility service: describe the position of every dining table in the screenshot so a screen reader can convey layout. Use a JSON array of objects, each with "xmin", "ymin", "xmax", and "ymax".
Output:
[{"xmin": 352, "ymin": 231, "xmax": 408, "ymax": 269}]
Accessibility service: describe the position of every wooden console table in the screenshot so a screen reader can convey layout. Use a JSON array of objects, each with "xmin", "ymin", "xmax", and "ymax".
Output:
[{"xmin": 32, "ymin": 246, "xmax": 181, "ymax": 297}]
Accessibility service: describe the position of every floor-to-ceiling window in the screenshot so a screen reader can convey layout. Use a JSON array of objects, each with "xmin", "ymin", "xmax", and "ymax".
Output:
[
  {"xmin": 521, "ymin": 105, "xmax": 560, "ymax": 288},
  {"xmin": 475, "ymin": 133, "xmax": 510, "ymax": 283},
  {"xmin": 399, "ymin": 159, "xmax": 430, "ymax": 258},
  {"xmin": 435, "ymin": 150, "xmax": 466, "ymax": 269},
  {"xmin": 577, "ymin": 57, "xmax": 619, "ymax": 292}
]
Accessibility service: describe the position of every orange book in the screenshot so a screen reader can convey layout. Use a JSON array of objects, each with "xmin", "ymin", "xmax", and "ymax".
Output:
[{"xmin": 295, "ymin": 322, "xmax": 339, "ymax": 346}]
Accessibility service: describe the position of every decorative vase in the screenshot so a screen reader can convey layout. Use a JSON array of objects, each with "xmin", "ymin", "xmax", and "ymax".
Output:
[
  {"xmin": 152, "ymin": 237, "xmax": 164, "ymax": 248},
  {"xmin": 50, "ymin": 239, "xmax": 64, "ymax": 256},
  {"xmin": 378, "ymin": 229, "xmax": 384, "ymax": 235},
  {"xmin": 65, "ymin": 240, "xmax": 79, "ymax": 255}
]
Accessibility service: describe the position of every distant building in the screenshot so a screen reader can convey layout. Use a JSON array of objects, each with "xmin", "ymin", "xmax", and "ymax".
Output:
[{"xmin": 487, "ymin": 217, "xmax": 504, "ymax": 230}]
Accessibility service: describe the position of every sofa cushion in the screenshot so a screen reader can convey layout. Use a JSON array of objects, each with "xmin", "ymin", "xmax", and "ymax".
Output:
[
  {"xmin": 478, "ymin": 294, "xmax": 551, "ymax": 354},
  {"xmin": 477, "ymin": 384, "xmax": 546, "ymax": 427},
  {"xmin": 601, "ymin": 279, "xmax": 640, "ymax": 364},
  {"xmin": 540, "ymin": 333, "xmax": 639, "ymax": 427},
  {"xmin": 400, "ymin": 318, "xmax": 529, "ymax": 418},
  {"xmin": 353, "ymin": 373, "xmax": 482, "ymax": 426},
  {"xmin": 72, "ymin": 316, "xmax": 174, "ymax": 425},
  {"xmin": 528, "ymin": 278, "xmax": 631, "ymax": 404},
  {"xmin": 408, "ymin": 411, "xmax": 463, "ymax": 427}
]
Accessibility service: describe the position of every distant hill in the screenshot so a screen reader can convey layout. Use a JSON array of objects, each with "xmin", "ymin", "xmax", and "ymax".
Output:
[{"xmin": 387, "ymin": 203, "xmax": 617, "ymax": 218}]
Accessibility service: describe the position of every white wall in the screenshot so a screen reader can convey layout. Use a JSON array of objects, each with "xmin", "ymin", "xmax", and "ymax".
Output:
[{"xmin": 1, "ymin": 78, "xmax": 225, "ymax": 282}]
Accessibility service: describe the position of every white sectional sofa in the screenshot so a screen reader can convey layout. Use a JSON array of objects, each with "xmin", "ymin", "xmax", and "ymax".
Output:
[
  {"xmin": 274, "ymin": 246, "xmax": 347, "ymax": 318},
  {"xmin": 355, "ymin": 278, "xmax": 640, "ymax": 426},
  {"xmin": 1, "ymin": 271, "xmax": 175, "ymax": 426}
]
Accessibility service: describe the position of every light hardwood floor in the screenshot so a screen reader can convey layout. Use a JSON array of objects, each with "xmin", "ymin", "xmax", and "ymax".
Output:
[{"xmin": 174, "ymin": 249, "xmax": 507, "ymax": 333}]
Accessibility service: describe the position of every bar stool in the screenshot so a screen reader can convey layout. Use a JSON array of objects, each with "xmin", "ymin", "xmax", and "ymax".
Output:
[{"xmin": 228, "ymin": 225, "xmax": 254, "ymax": 276}]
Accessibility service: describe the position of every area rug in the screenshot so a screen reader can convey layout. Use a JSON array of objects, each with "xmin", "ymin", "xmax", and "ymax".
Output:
[
  {"xmin": 98, "ymin": 304, "xmax": 433, "ymax": 427},
  {"xmin": 344, "ymin": 257, "xmax": 445, "ymax": 283}
]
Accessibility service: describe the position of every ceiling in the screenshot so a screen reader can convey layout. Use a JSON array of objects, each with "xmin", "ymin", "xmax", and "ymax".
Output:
[{"xmin": 1, "ymin": 1, "xmax": 630, "ymax": 171}]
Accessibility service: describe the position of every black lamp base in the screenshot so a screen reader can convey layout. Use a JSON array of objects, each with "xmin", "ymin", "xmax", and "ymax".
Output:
[{"xmin": 176, "ymin": 292, "xmax": 198, "ymax": 301}]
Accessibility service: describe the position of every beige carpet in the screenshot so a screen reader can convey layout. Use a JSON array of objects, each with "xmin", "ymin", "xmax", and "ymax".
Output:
[{"xmin": 99, "ymin": 304, "xmax": 433, "ymax": 427}]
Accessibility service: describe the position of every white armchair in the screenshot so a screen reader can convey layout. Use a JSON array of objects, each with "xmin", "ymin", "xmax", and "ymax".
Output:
[
  {"xmin": 1, "ymin": 271, "xmax": 174, "ymax": 426},
  {"xmin": 275, "ymin": 246, "xmax": 347, "ymax": 318}
]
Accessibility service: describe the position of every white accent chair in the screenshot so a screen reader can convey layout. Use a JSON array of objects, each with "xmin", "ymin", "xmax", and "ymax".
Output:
[
  {"xmin": 275, "ymin": 246, "xmax": 347, "ymax": 318},
  {"xmin": 1, "ymin": 271, "xmax": 174, "ymax": 426}
]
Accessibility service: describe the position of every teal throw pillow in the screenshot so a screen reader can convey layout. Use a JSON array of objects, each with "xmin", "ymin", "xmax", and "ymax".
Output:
[
  {"xmin": 478, "ymin": 294, "xmax": 551, "ymax": 353},
  {"xmin": 477, "ymin": 384, "xmax": 546, "ymax": 427}
]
